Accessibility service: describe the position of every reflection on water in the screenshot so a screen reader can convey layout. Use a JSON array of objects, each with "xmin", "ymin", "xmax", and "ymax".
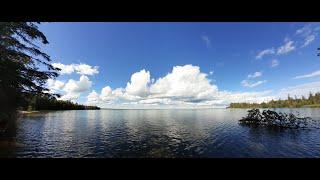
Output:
[{"xmin": 4, "ymin": 108, "xmax": 320, "ymax": 157}]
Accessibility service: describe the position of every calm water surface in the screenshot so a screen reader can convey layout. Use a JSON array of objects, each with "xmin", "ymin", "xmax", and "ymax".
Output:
[{"xmin": 5, "ymin": 108, "xmax": 320, "ymax": 158}]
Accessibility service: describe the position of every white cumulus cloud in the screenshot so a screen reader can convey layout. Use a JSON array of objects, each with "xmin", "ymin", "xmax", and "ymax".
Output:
[
  {"xmin": 52, "ymin": 63, "xmax": 75, "ymax": 74},
  {"xmin": 47, "ymin": 79, "xmax": 65, "ymax": 90},
  {"xmin": 125, "ymin": 69, "xmax": 150, "ymax": 97},
  {"xmin": 100, "ymin": 86, "xmax": 112, "ymax": 100},
  {"xmin": 149, "ymin": 64, "xmax": 218, "ymax": 101},
  {"xmin": 63, "ymin": 75, "xmax": 92, "ymax": 93},
  {"xmin": 86, "ymin": 64, "xmax": 275, "ymax": 108},
  {"xmin": 60, "ymin": 75, "xmax": 92, "ymax": 101},
  {"xmin": 87, "ymin": 90, "xmax": 101, "ymax": 105},
  {"xmin": 52, "ymin": 63, "xmax": 99, "ymax": 75},
  {"xmin": 74, "ymin": 63, "xmax": 99, "ymax": 75}
]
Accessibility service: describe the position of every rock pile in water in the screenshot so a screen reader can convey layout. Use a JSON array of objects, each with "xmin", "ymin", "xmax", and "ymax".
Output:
[{"xmin": 239, "ymin": 109, "xmax": 318, "ymax": 129}]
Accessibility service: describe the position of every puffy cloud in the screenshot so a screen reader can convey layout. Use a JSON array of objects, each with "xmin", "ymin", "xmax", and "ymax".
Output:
[
  {"xmin": 256, "ymin": 48, "xmax": 275, "ymax": 59},
  {"xmin": 52, "ymin": 63, "xmax": 99, "ymax": 75},
  {"xmin": 74, "ymin": 63, "xmax": 99, "ymax": 75},
  {"xmin": 63, "ymin": 75, "xmax": 92, "ymax": 93},
  {"xmin": 125, "ymin": 69, "xmax": 150, "ymax": 97},
  {"xmin": 86, "ymin": 87, "xmax": 117, "ymax": 106},
  {"xmin": 111, "ymin": 88, "xmax": 125, "ymax": 98},
  {"xmin": 100, "ymin": 86, "xmax": 113, "ymax": 101},
  {"xmin": 85, "ymin": 65, "xmax": 275, "ymax": 108},
  {"xmin": 60, "ymin": 75, "xmax": 92, "ymax": 101},
  {"xmin": 59, "ymin": 92, "xmax": 81, "ymax": 101},
  {"xmin": 271, "ymin": 59, "xmax": 279, "ymax": 68},
  {"xmin": 293, "ymin": 70, "xmax": 320, "ymax": 79},
  {"xmin": 47, "ymin": 79, "xmax": 65, "ymax": 90},
  {"xmin": 87, "ymin": 90, "xmax": 100, "ymax": 105},
  {"xmin": 111, "ymin": 88, "xmax": 141, "ymax": 101},
  {"xmin": 277, "ymin": 40, "xmax": 295, "ymax": 55},
  {"xmin": 52, "ymin": 63, "xmax": 74, "ymax": 74},
  {"xmin": 149, "ymin": 65, "xmax": 218, "ymax": 100},
  {"xmin": 248, "ymin": 71, "xmax": 262, "ymax": 79}
]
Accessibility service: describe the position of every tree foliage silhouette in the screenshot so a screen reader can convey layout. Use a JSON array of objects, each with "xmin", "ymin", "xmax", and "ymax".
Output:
[{"xmin": 0, "ymin": 22, "xmax": 60, "ymax": 119}]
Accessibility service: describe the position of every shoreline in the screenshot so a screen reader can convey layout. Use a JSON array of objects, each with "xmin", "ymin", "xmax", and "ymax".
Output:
[
  {"xmin": 228, "ymin": 107, "xmax": 320, "ymax": 109},
  {"xmin": 18, "ymin": 110, "xmax": 40, "ymax": 114}
]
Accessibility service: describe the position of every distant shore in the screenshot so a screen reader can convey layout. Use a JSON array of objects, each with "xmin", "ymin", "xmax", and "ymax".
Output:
[
  {"xmin": 19, "ymin": 111, "xmax": 40, "ymax": 114},
  {"xmin": 227, "ymin": 106, "xmax": 320, "ymax": 109},
  {"xmin": 17, "ymin": 109, "xmax": 100, "ymax": 114}
]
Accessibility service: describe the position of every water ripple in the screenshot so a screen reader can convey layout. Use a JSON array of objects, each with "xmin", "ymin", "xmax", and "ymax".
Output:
[{"xmin": 4, "ymin": 109, "xmax": 319, "ymax": 158}]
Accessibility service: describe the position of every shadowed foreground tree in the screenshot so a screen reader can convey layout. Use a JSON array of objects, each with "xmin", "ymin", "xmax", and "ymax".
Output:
[{"xmin": 0, "ymin": 22, "xmax": 60, "ymax": 123}]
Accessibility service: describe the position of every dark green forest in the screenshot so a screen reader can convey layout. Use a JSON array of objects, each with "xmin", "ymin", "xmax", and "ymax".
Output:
[
  {"xmin": 229, "ymin": 92, "xmax": 320, "ymax": 108},
  {"xmin": 23, "ymin": 95, "xmax": 100, "ymax": 111}
]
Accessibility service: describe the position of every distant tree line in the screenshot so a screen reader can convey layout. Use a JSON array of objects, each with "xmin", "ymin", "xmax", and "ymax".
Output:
[
  {"xmin": 229, "ymin": 92, "xmax": 320, "ymax": 108},
  {"xmin": 21, "ymin": 95, "xmax": 100, "ymax": 111}
]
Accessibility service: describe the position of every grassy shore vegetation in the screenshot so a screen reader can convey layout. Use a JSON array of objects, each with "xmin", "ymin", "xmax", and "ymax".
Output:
[
  {"xmin": 0, "ymin": 23, "xmax": 99, "ymax": 129},
  {"xmin": 229, "ymin": 92, "xmax": 320, "ymax": 108}
]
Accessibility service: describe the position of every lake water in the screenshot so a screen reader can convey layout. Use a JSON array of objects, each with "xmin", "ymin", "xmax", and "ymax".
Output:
[{"xmin": 3, "ymin": 108, "xmax": 320, "ymax": 158}]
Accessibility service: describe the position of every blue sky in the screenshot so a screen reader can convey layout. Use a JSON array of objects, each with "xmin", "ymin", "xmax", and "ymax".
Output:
[{"xmin": 39, "ymin": 22, "xmax": 320, "ymax": 108}]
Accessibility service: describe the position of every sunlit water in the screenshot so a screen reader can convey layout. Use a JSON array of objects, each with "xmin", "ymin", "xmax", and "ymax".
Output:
[{"xmin": 3, "ymin": 108, "xmax": 320, "ymax": 158}]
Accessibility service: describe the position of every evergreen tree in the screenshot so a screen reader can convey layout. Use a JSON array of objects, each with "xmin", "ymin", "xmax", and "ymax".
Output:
[{"xmin": 0, "ymin": 22, "xmax": 60, "ymax": 119}]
